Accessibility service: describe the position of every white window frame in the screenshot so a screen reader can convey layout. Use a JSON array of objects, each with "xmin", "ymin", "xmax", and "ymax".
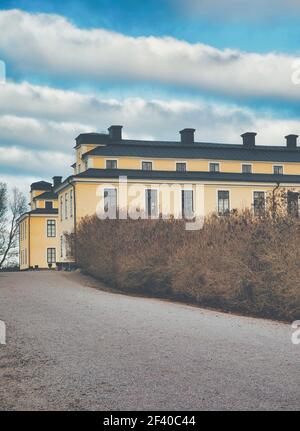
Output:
[
  {"xmin": 175, "ymin": 161, "xmax": 187, "ymax": 172},
  {"xmin": 65, "ymin": 193, "xmax": 68, "ymax": 219},
  {"xmin": 70, "ymin": 189, "xmax": 73, "ymax": 218},
  {"xmin": 105, "ymin": 159, "xmax": 118, "ymax": 169},
  {"xmin": 181, "ymin": 188, "xmax": 194, "ymax": 219},
  {"xmin": 144, "ymin": 187, "xmax": 159, "ymax": 219},
  {"xmin": 141, "ymin": 160, "xmax": 154, "ymax": 171},
  {"xmin": 209, "ymin": 161, "xmax": 220, "ymax": 173},
  {"xmin": 46, "ymin": 248, "xmax": 56, "ymax": 264},
  {"xmin": 102, "ymin": 187, "xmax": 118, "ymax": 218},
  {"xmin": 241, "ymin": 163, "xmax": 253, "ymax": 174},
  {"xmin": 46, "ymin": 219, "xmax": 56, "ymax": 238},
  {"xmin": 216, "ymin": 189, "xmax": 231, "ymax": 215},
  {"xmin": 252, "ymin": 190, "xmax": 266, "ymax": 215},
  {"xmin": 273, "ymin": 164, "xmax": 284, "ymax": 175}
]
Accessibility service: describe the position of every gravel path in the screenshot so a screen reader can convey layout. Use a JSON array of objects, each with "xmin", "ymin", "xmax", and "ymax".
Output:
[{"xmin": 0, "ymin": 270, "xmax": 299, "ymax": 411}]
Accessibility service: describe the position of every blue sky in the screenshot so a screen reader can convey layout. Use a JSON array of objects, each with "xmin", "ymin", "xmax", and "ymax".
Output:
[{"xmin": 1, "ymin": 1, "xmax": 300, "ymax": 192}]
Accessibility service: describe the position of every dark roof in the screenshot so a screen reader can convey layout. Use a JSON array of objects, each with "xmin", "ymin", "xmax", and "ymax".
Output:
[
  {"xmin": 28, "ymin": 208, "xmax": 58, "ymax": 215},
  {"xmin": 75, "ymin": 133, "xmax": 109, "ymax": 147},
  {"xmin": 33, "ymin": 191, "xmax": 58, "ymax": 201},
  {"xmin": 81, "ymin": 140, "xmax": 300, "ymax": 163},
  {"xmin": 74, "ymin": 168, "xmax": 300, "ymax": 184},
  {"xmin": 30, "ymin": 181, "xmax": 52, "ymax": 191}
]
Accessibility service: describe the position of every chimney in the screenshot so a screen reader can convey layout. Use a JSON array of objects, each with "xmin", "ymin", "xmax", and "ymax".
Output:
[
  {"xmin": 180, "ymin": 128, "xmax": 195, "ymax": 145},
  {"xmin": 285, "ymin": 134, "xmax": 298, "ymax": 149},
  {"xmin": 108, "ymin": 125, "xmax": 123, "ymax": 141},
  {"xmin": 53, "ymin": 176, "xmax": 62, "ymax": 188},
  {"xmin": 241, "ymin": 132, "xmax": 257, "ymax": 147}
]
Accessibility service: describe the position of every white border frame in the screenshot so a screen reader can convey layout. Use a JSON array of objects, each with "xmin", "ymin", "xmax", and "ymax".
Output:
[
  {"xmin": 241, "ymin": 163, "xmax": 253, "ymax": 174},
  {"xmin": 175, "ymin": 161, "xmax": 187, "ymax": 172},
  {"xmin": 272, "ymin": 164, "xmax": 284, "ymax": 175},
  {"xmin": 144, "ymin": 186, "xmax": 159, "ymax": 218},
  {"xmin": 105, "ymin": 158, "xmax": 119, "ymax": 169},
  {"xmin": 216, "ymin": 188, "xmax": 231, "ymax": 214},
  {"xmin": 141, "ymin": 160, "xmax": 154, "ymax": 171},
  {"xmin": 45, "ymin": 218, "xmax": 56, "ymax": 239},
  {"xmin": 209, "ymin": 161, "xmax": 221, "ymax": 173}
]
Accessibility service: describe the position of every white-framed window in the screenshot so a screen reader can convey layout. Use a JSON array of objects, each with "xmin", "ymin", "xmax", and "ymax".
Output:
[
  {"xmin": 142, "ymin": 161, "xmax": 153, "ymax": 171},
  {"xmin": 65, "ymin": 193, "xmax": 68, "ymax": 219},
  {"xmin": 145, "ymin": 189, "xmax": 158, "ymax": 218},
  {"xmin": 47, "ymin": 220, "xmax": 56, "ymax": 238},
  {"xmin": 273, "ymin": 165, "xmax": 283, "ymax": 175},
  {"xmin": 253, "ymin": 191, "xmax": 265, "ymax": 216},
  {"xmin": 104, "ymin": 188, "xmax": 117, "ymax": 218},
  {"xmin": 218, "ymin": 190, "xmax": 230, "ymax": 215},
  {"xmin": 70, "ymin": 189, "xmax": 73, "ymax": 218},
  {"xmin": 182, "ymin": 190, "xmax": 194, "ymax": 219},
  {"xmin": 209, "ymin": 162, "xmax": 220, "ymax": 173},
  {"xmin": 47, "ymin": 248, "xmax": 56, "ymax": 264},
  {"xmin": 242, "ymin": 164, "xmax": 252, "ymax": 174},
  {"xmin": 60, "ymin": 235, "xmax": 63, "ymax": 258},
  {"xmin": 106, "ymin": 159, "xmax": 118, "ymax": 169},
  {"xmin": 60, "ymin": 196, "xmax": 63, "ymax": 221},
  {"xmin": 176, "ymin": 162, "xmax": 186, "ymax": 172}
]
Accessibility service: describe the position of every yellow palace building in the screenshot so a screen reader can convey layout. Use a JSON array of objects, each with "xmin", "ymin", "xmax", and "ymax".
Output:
[{"xmin": 18, "ymin": 125, "xmax": 300, "ymax": 269}]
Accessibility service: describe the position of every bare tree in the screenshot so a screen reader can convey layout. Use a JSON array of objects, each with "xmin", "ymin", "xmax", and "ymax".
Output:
[{"xmin": 0, "ymin": 184, "xmax": 27, "ymax": 268}]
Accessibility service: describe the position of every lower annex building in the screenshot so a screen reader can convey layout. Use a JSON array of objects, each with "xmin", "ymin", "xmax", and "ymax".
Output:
[{"xmin": 18, "ymin": 125, "xmax": 300, "ymax": 269}]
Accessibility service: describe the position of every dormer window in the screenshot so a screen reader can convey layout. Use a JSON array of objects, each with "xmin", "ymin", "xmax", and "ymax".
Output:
[
  {"xmin": 142, "ymin": 161, "xmax": 153, "ymax": 171},
  {"xmin": 242, "ymin": 164, "xmax": 252, "ymax": 174},
  {"xmin": 106, "ymin": 160, "xmax": 117, "ymax": 169},
  {"xmin": 176, "ymin": 162, "xmax": 186, "ymax": 172},
  {"xmin": 45, "ymin": 201, "xmax": 53, "ymax": 210},
  {"xmin": 209, "ymin": 162, "xmax": 220, "ymax": 173},
  {"xmin": 273, "ymin": 165, "xmax": 283, "ymax": 175}
]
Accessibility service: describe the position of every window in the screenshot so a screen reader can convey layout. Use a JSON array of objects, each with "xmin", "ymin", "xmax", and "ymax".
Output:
[
  {"xmin": 218, "ymin": 190, "xmax": 230, "ymax": 215},
  {"xmin": 176, "ymin": 162, "xmax": 186, "ymax": 172},
  {"xmin": 142, "ymin": 161, "xmax": 153, "ymax": 171},
  {"xmin": 104, "ymin": 188, "xmax": 117, "ymax": 218},
  {"xmin": 106, "ymin": 160, "xmax": 117, "ymax": 169},
  {"xmin": 210, "ymin": 163, "xmax": 220, "ymax": 173},
  {"xmin": 70, "ymin": 190, "xmax": 73, "ymax": 218},
  {"xmin": 25, "ymin": 249, "xmax": 27, "ymax": 265},
  {"xmin": 45, "ymin": 201, "xmax": 53, "ymax": 210},
  {"xmin": 145, "ymin": 189, "xmax": 158, "ymax": 218},
  {"xmin": 60, "ymin": 235, "xmax": 63, "ymax": 258},
  {"xmin": 273, "ymin": 165, "xmax": 283, "ymax": 175},
  {"xmin": 287, "ymin": 192, "xmax": 299, "ymax": 217},
  {"xmin": 65, "ymin": 193, "xmax": 68, "ymax": 219},
  {"xmin": 47, "ymin": 220, "xmax": 56, "ymax": 237},
  {"xmin": 47, "ymin": 248, "xmax": 56, "ymax": 264},
  {"xmin": 253, "ymin": 191, "xmax": 265, "ymax": 216},
  {"xmin": 60, "ymin": 196, "xmax": 63, "ymax": 221},
  {"xmin": 20, "ymin": 223, "xmax": 23, "ymax": 241},
  {"xmin": 242, "ymin": 164, "xmax": 252, "ymax": 174},
  {"xmin": 182, "ymin": 190, "xmax": 194, "ymax": 219}
]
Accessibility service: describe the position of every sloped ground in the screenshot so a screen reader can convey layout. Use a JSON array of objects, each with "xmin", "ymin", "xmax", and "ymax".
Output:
[{"xmin": 0, "ymin": 271, "xmax": 298, "ymax": 411}]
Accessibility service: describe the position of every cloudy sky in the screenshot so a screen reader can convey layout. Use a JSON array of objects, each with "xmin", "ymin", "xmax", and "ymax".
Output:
[{"xmin": 1, "ymin": 0, "xmax": 300, "ymax": 194}]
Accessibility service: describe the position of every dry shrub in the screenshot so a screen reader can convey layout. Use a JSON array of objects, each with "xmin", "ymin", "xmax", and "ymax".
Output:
[{"xmin": 74, "ymin": 211, "xmax": 300, "ymax": 321}]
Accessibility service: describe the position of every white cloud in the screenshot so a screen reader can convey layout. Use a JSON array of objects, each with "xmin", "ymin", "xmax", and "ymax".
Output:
[
  {"xmin": 1, "ymin": 81, "xmax": 300, "ymax": 198},
  {"xmin": 0, "ymin": 10, "xmax": 299, "ymax": 101}
]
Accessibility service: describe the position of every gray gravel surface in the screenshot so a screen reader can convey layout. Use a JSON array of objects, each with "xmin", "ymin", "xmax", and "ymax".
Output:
[{"xmin": 0, "ymin": 270, "xmax": 299, "ymax": 411}]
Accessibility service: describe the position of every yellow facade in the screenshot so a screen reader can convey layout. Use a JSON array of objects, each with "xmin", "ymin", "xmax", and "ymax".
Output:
[
  {"xmin": 85, "ymin": 156, "xmax": 300, "ymax": 175},
  {"xmin": 19, "ymin": 126, "xmax": 300, "ymax": 267},
  {"xmin": 19, "ymin": 180, "xmax": 59, "ymax": 270}
]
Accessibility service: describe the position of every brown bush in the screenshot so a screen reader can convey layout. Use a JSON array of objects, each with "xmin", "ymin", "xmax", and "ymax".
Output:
[{"xmin": 74, "ymin": 212, "xmax": 300, "ymax": 321}]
